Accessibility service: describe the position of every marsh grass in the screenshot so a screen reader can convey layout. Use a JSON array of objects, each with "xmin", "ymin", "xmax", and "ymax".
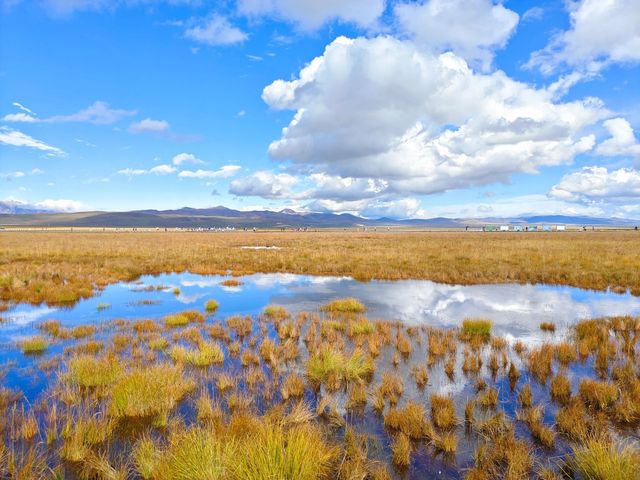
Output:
[
  {"xmin": 571, "ymin": 437, "xmax": 640, "ymax": 480},
  {"xmin": 205, "ymin": 300, "xmax": 219, "ymax": 313},
  {"xmin": 5, "ymin": 231, "xmax": 639, "ymax": 307},
  {"xmin": 67, "ymin": 355, "xmax": 122, "ymax": 388},
  {"xmin": 460, "ymin": 319, "xmax": 492, "ymax": 341},
  {"xmin": 2, "ymin": 288, "xmax": 640, "ymax": 480},
  {"xmin": 18, "ymin": 336, "xmax": 48, "ymax": 354},
  {"xmin": 321, "ymin": 298, "xmax": 366, "ymax": 314},
  {"xmin": 170, "ymin": 341, "xmax": 224, "ymax": 367},
  {"xmin": 109, "ymin": 364, "xmax": 195, "ymax": 421}
]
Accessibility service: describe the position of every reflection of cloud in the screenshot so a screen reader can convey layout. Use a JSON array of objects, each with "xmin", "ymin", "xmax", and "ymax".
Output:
[
  {"xmin": 220, "ymin": 286, "xmax": 243, "ymax": 293},
  {"xmin": 180, "ymin": 278, "xmax": 221, "ymax": 288},
  {"xmin": 269, "ymin": 279, "xmax": 640, "ymax": 341},
  {"xmin": 251, "ymin": 273, "xmax": 303, "ymax": 288},
  {"xmin": 251, "ymin": 273, "xmax": 346, "ymax": 289},
  {"xmin": 4, "ymin": 306, "xmax": 57, "ymax": 326},
  {"xmin": 176, "ymin": 293, "xmax": 206, "ymax": 304}
]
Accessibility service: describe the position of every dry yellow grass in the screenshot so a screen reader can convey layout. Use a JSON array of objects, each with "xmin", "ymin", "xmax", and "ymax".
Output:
[{"xmin": 1, "ymin": 231, "xmax": 639, "ymax": 305}]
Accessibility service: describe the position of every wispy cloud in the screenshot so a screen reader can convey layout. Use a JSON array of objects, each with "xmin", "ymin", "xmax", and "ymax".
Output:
[
  {"xmin": 178, "ymin": 165, "xmax": 241, "ymax": 179},
  {"xmin": 184, "ymin": 14, "xmax": 247, "ymax": 46},
  {"xmin": 0, "ymin": 127, "xmax": 65, "ymax": 156},
  {"xmin": 2, "ymin": 101, "xmax": 136, "ymax": 125}
]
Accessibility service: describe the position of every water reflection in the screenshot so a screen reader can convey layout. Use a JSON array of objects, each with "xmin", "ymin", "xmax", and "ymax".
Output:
[{"xmin": 3, "ymin": 272, "xmax": 640, "ymax": 345}]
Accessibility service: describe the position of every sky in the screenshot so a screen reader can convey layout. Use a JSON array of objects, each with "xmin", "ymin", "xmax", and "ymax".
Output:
[{"xmin": 1, "ymin": 0, "xmax": 639, "ymax": 219}]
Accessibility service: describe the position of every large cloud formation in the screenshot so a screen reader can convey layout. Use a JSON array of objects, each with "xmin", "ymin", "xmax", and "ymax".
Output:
[
  {"xmin": 528, "ymin": 0, "xmax": 640, "ymax": 74},
  {"xmin": 263, "ymin": 36, "xmax": 604, "ymax": 200}
]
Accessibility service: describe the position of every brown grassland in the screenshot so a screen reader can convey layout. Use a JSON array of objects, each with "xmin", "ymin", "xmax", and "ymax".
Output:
[{"xmin": 1, "ymin": 230, "xmax": 640, "ymax": 306}]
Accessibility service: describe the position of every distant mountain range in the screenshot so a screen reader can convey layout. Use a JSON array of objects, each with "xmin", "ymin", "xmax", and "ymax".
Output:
[{"xmin": 0, "ymin": 202, "xmax": 637, "ymax": 228}]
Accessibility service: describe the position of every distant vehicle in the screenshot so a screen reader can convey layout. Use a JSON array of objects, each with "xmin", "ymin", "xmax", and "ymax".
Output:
[
  {"xmin": 499, "ymin": 225, "xmax": 509, "ymax": 232},
  {"xmin": 556, "ymin": 225, "xmax": 566, "ymax": 231},
  {"xmin": 512, "ymin": 225, "xmax": 524, "ymax": 232}
]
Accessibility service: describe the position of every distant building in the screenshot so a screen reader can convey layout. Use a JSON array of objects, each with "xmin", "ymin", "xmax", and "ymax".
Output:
[{"xmin": 556, "ymin": 225, "xmax": 566, "ymax": 231}]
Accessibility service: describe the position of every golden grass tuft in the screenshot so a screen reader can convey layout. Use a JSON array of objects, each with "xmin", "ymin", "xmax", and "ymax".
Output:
[
  {"xmin": 571, "ymin": 437, "xmax": 640, "ymax": 480},
  {"xmin": 18, "ymin": 336, "xmax": 48, "ymax": 354},
  {"xmin": 321, "ymin": 298, "xmax": 366, "ymax": 314},
  {"xmin": 67, "ymin": 354, "xmax": 122, "ymax": 388},
  {"xmin": 109, "ymin": 363, "xmax": 195, "ymax": 421},
  {"xmin": 431, "ymin": 394, "xmax": 457, "ymax": 430},
  {"xmin": 205, "ymin": 300, "xmax": 219, "ymax": 313}
]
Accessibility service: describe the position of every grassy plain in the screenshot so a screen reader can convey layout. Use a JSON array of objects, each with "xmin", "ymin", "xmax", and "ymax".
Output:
[{"xmin": 1, "ymin": 230, "xmax": 640, "ymax": 306}]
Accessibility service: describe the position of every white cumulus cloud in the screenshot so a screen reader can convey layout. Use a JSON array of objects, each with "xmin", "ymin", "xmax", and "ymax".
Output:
[
  {"xmin": 550, "ymin": 166, "xmax": 640, "ymax": 203},
  {"xmin": 595, "ymin": 118, "xmax": 640, "ymax": 158},
  {"xmin": 35, "ymin": 198, "xmax": 86, "ymax": 212},
  {"xmin": 528, "ymin": 0, "xmax": 640, "ymax": 75},
  {"xmin": 229, "ymin": 170, "xmax": 298, "ymax": 198},
  {"xmin": 172, "ymin": 152, "xmax": 204, "ymax": 166},
  {"xmin": 263, "ymin": 36, "xmax": 604, "ymax": 198},
  {"xmin": 394, "ymin": 0, "xmax": 519, "ymax": 70}
]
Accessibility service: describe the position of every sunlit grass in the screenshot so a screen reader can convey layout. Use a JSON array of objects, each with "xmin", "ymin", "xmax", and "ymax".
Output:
[{"xmin": 19, "ymin": 336, "xmax": 48, "ymax": 354}]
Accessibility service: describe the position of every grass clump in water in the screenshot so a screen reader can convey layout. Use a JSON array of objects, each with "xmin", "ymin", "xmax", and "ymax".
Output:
[
  {"xmin": 109, "ymin": 363, "xmax": 195, "ymax": 422},
  {"xmin": 263, "ymin": 305, "xmax": 288, "ymax": 320},
  {"xmin": 571, "ymin": 437, "xmax": 640, "ymax": 480},
  {"xmin": 19, "ymin": 336, "xmax": 48, "ymax": 354},
  {"xmin": 164, "ymin": 310, "xmax": 205, "ymax": 327},
  {"xmin": 579, "ymin": 379, "xmax": 618, "ymax": 410},
  {"xmin": 539, "ymin": 322, "xmax": 556, "ymax": 332},
  {"xmin": 460, "ymin": 319, "xmax": 492, "ymax": 340},
  {"xmin": 170, "ymin": 341, "xmax": 224, "ymax": 367},
  {"xmin": 67, "ymin": 355, "xmax": 122, "ymax": 388},
  {"xmin": 431, "ymin": 394, "xmax": 457, "ymax": 430},
  {"xmin": 230, "ymin": 421, "xmax": 336, "ymax": 480},
  {"xmin": 306, "ymin": 346, "xmax": 373, "ymax": 390},
  {"xmin": 321, "ymin": 298, "xmax": 366, "ymax": 314},
  {"xmin": 205, "ymin": 300, "xmax": 219, "ymax": 313}
]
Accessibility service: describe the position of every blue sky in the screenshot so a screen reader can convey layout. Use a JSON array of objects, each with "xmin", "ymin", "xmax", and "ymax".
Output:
[{"xmin": 1, "ymin": 0, "xmax": 639, "ymax": 219}]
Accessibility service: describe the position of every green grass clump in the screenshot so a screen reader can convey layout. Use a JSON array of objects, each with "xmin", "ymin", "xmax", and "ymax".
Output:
[
  {"xmin": 350, "ymin": 318, "xmax": 375, "ymax": 335},
  {"xmin": 19, "ymin": 336, "xmax": 48, "ymax": 354},
  {"xmin": 230, "ymin": 422, "xmax": 335, "ymax": 480},
  {"xmin": 165, "ymin": 313, "xmax": 190, "ymax": 327},
  {"xmin": 148, "ymin": 336, "xmax": 169, "ymax": 351},
  {"xmin": 306, "ymin": 347, "xmax": 373, "ymax": 389},
  {"xmin": 96, "ymin": 303, "xmax": 111, "ymax": 311},
  {"xmin": 170, "ymin": 341, "xmax": 224, "ymax": 367},
  {"xmin": 155, "ymin": 428, "xmax": 233, "ymax": 480},
  {"xmin": 67, "ymin": 355, "xmax": 122, "ymax": 388},
  {"xmin": 164, "ymin": 310, "xmax": 205, "ymax": 327},
  {"xmin": 572, "ymin": 437, "xmax": 640, "ymax": 480},
  {"xmin": 109, "ymin": 364, "xmax": 195, "ymax": 421},
  {"xmin": 263, "ymin": 305, "xmax": 288, "ymax": 320},
  {"xmin": 461, "ymin": 319, "xmax": 492, "ymax": 338},
  {"xmin": 205, "ymin": 300, "xmax": 219, "ymax": 313},
  {"xmin": 321, "ymin": 298, "xmax": 366, "ymax": 314}
]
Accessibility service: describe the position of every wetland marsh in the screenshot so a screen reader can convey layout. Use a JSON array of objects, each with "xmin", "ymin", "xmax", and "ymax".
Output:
[{"xmin": 1, "ymin": 266, "xmax": 639, "ymax": 479}]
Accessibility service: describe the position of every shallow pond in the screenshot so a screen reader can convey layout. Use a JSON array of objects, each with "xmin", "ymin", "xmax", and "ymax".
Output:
[
  {"xmin": 1, "ymin": 273, "xmax": 639, "ymax": 479},
  {"xmin": 5, "ymin": 272, "xmax": 640, "ymax": 345}
]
